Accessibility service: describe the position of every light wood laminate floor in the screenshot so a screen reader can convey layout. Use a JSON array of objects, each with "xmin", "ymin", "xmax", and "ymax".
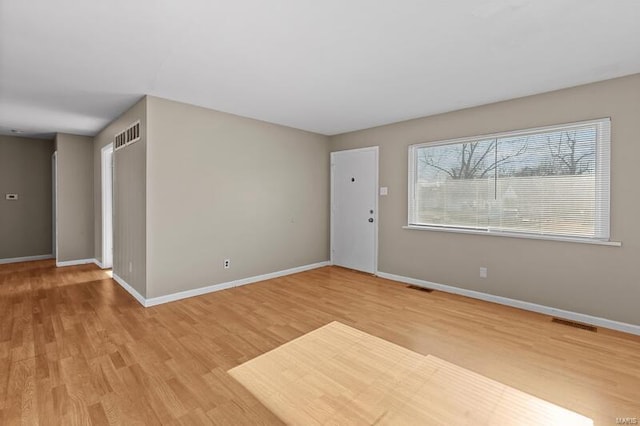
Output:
[{"xmin": 0, "ymin": 260, "xmax": 639, "ymax": 425}]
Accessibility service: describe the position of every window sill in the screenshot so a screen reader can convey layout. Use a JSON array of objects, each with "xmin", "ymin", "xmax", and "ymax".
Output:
[{"xmin": 402, "ymin": 225, "xmax": 622, "ymax": 247}]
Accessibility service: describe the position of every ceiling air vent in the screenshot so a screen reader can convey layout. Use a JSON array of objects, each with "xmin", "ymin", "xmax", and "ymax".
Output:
[{"xmin": 114, "ymin": 120, "xmax": 141, "ymax": 151}]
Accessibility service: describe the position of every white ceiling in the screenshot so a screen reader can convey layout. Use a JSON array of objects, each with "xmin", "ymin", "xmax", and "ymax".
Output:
[{"xmin": 1, "ymin": 0, "xmax": 640, "ymax": 138}]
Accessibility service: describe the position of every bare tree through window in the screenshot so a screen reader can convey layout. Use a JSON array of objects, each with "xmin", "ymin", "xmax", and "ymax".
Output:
[{"xmin": 418, "ymin": 138, "xmax": 528, "ymax": 180}]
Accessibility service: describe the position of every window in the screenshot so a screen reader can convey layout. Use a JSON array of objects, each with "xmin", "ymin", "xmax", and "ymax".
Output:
[{"xmin": 408, "ymin": 118, "xmax": 611, "ymax": 242}]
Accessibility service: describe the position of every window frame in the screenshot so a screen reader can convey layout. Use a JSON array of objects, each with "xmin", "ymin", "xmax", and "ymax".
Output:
[{"xmin": 406, "ymin": 118, "xmax": 618, "ymax": 246}]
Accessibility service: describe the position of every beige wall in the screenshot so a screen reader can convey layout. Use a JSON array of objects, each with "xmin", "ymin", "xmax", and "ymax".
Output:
[
  {"xmin": 0, "ymin": 135, "xmax": 54, "ymax": 259},
  {"xmin": 93, "ymin": 97, "xmax": 147, "ymax": 296},
  {"xmin": 146, "ymin": 96, "xmax": 329, "ymax": 298},
  {"xmin": 55, "ymin": 133, "xmax": 94, "ymax": 262},
  {"xmin": 330, "ymin": 73, "xmax": 640, "ymax": 326}
]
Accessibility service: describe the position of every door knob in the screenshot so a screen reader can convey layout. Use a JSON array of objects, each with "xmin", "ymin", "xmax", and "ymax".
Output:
[{"xmin": 368, "ymin": 218, "xmax": 374, "ymax": 223}]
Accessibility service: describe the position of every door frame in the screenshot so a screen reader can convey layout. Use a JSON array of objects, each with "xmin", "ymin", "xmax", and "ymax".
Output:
[
  {"xmin": 52, "ymin": 152, "xmax": 57, "ymax": 259},
  {"xmin": 101, "ymin": 143, "xmax": 114, "ymax": 269},
  {"xmin": 330, "ymin": 146, "xmax": 379, "ymax": 274}
]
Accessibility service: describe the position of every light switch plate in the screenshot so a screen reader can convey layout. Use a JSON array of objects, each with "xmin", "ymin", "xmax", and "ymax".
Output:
[
  {"xmin": 379, "ymin": 187, "xmax": 388, "ymax": 196},
  {"xmin": 5, "ymin": 194, "xmax": 18, "ymax": 200}
]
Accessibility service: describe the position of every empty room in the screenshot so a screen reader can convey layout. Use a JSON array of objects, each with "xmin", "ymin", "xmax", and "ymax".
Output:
[{"xmin": 1, "ymin": 1, "xmax": 639, "ymax": 425}]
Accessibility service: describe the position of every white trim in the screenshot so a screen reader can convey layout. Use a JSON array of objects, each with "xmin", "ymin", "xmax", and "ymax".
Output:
[
  {"xmin": 101, "ymin": 143, "xmax": 114, "ymax": 269},
  {"xmin": 53, "ymin": 151, "xmax": 58, "ymax": 261},
  {"xmin": 145, "ymin": 261, "xmax": 330, "ymax": 307},
  {"xmin": 52, "ymin": 152, "xmax": 57, "ymax": 258},
  {"xmin": 330, "ymin": 146, "xmax": 379, "ymax": 274},
  {"xmin": 93, "ymin": 259, "xmax": 106, "ymax": 269},
  {"xmin": 374, "ymin": 148, "xmax": 379, "ymax": 274},
  {"xmin": 402, "ymin": 225, "xmax": 622, "ymax": 247},
  {"xmin": 113, "ymin": 273, "xmax": 146, "ymax": 306},
  {"xmin": 110, "ymin": 261, "xmax": 329, "ymax": 308},
  {"xmin": 330, "ymin": 152, "xmax": 336, "ymax": 267},
  {"xmin": 0, "ymin": 254, "xmax": 54, "ymax": 265},
  {"xmin": 56, "ymin": 258, "xmax": 95, "ymax": 267},
  {"xmin": 145, "ymin": 281, "xmax": 235, "ymax": 307},
  {"xmin": 377, "ymin": 271, "xmax": 640, "ymax": 336}
]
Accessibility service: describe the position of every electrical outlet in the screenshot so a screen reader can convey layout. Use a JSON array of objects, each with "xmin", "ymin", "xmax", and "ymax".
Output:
[
  {"xmin": 479, "ymin": 267, "xmax": 487, "ymax": 278},
  {"xmin": 129, "ymin": 262, "xmax": 132, "ymax": 273},
  {"xmin": 223, "ymin": 259, "xmax": 230, "ymax": 269}
]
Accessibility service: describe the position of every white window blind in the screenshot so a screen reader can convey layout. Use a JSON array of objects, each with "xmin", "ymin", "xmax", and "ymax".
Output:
[{"xmin": 408, "ymin": 118, "xmax": 611, "ymax": 241}]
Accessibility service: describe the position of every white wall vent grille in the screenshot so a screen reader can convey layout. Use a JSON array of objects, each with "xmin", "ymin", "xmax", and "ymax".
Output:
[
  {"xmin": 115, "ymin": 131, "xmax": 127, "ymax": 150},
  {"xmin": 114, "ymin": 121, "xmax": 141, "ymax": 151}
]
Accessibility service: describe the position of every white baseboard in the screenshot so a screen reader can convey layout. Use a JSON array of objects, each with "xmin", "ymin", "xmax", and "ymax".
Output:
[
  {"xmin": 56, "ymin": 258, "xmax": 95, "ymax": 267},
  {"xmin": 111, "ymin": 261, "xmax": 329, "ymax": 307},
  {"xmin": 112, "ymin": 273, "xmax": 147, "ymax": 306},
  {"xmin": 92, "ymin": 259, "xmax": 107, "ymax": 269},
  {"xmin": 376, "ymin": 271, "xmax": 640, "ymax": 336},
  {"xmin": 144, "ymin": 280, "xmax": 234, "ymax": 307},
  {"xmin": 144, "ymin": 261, "xmax": 330, "ymax": 307},
  {"xmin": 0, "ymin": 254, "xmax": 54, "ymax": 265}
]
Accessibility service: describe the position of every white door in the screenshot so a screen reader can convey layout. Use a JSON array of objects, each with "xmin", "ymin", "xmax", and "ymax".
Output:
[
  {"xmin": 101, "ymin": 144, "xmax": 114, "ymax": 268},
  {"xmin": 331, "ymin": 147, "xmax": 378, "ymax": 274}
]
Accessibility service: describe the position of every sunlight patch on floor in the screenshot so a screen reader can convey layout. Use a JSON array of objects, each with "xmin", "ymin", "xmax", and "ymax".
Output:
[{"xmin": 229, "ymin": 321, "xmax": 592, "ymax": 425}]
